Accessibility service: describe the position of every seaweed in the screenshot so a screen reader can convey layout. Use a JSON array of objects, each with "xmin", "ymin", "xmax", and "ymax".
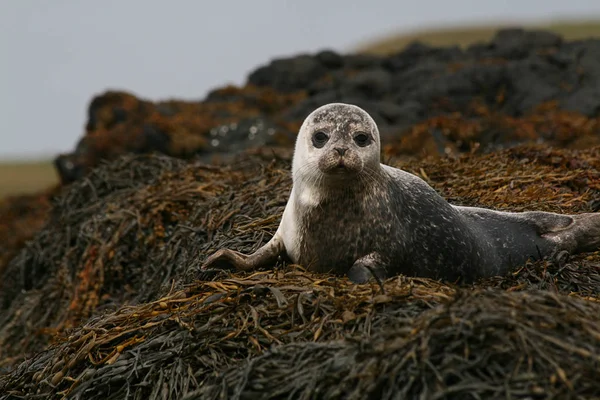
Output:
[{"xmin": 1, "ymin": 145, "xmax": 599, "ymax": 399}]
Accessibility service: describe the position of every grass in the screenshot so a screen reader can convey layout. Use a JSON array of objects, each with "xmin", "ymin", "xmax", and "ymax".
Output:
[
  {"xmin": 0, "ymin": 160, "xmax": 58, "ymax": 199},
  {"xmin": 356, "ymin": 19, "xmax": 600, "ymax": 54}
]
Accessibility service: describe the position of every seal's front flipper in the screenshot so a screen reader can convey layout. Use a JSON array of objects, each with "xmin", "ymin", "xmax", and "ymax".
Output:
[
  {"xmin": 347, "ymin": 253, "xmax": 388, "ymax": 284},
  {"xmin": 201, "ymin": 233, "xmax": 285, "ymax": 272},
  {"xmin": 543, "ymin": 213, "xmax": 600, "ymax": 254}
]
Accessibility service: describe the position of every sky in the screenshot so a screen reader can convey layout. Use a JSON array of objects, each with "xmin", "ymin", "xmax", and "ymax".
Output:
[{"xmin": 2, "ymin": 0, "xmax": 600, "ymax": 160}]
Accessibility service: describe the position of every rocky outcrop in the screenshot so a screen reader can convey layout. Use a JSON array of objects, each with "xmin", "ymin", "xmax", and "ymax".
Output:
[{"xmin": 54, "ymin": 28, "xmax": 600, "ymax": 183}]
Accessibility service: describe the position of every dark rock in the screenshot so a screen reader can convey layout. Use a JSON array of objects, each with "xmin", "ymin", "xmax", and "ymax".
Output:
[
  {"xmin": 49, "ymin": 29, "xmax": 600, "ymax": 184},
  {"xmin": 341, "ymin": 68, "xmax": 392, "ymax": 98},
  {"xmin": 203, "ymin": 117, "xmax": 280, "ymax": 155},
  {"xmin": 53, "ymin": 153, "xmax": 87, "ymax": 184},
  {"xmin": 384, "ymin": 42, "xmax": 464, "ymax": 72},
  {"xmin": 577, "ymin": 41, "xmax": 600, "ymax": 80},
  {"xmin": 306, "ymin": 70, "xmax": 346, "ymax": 95},
  {"xmin": 138, "ymin": 124, "xmax": 171, "ymax": 154},
  {"xmin": 500, "ymin": 58, "xmax": 563, "ymax": 114},
  {"xmin": 476, "ymin": 28, "xmax": 563, "ymax": 59},
  {"xmin": 316, "ymin": 49, "xmax": 344, "ymax": 69},
  {"xmin": 283, "ymin": 92, "xmax": 343, "ymax": 121},
  {"xmin": 85, "ymin": 91, "xmax": 142, "ymax": 131},
  {"xmin": 344, "ymin": 53, "xmax": 382, "ymax": 69},
  {"xmin": 389, "ymin": 60, "xmax": 446, "ymax": 94},
  {"xmin": 248, "ymin": 55, "xmax": 328, "ymax": 91},
  {"xmin": 378, "ymin": 100, "xmax": 423, "ymax": 126},
  {"xmin": 562, "ymin": 84, "xmax": 600, "ymax": 115},
  {"xmin": 156, "ymin": 103, "xmax": 179, "ymax": 116}
]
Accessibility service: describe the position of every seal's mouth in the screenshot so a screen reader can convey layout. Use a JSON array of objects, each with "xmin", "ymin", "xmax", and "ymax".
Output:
[
  {"xmin": 329, "ymin": 158, "xmax": 353, "ymax": 174},
  {"xmin": 318, "ymin": 154, "xmax": 362, "ymax": 175}
]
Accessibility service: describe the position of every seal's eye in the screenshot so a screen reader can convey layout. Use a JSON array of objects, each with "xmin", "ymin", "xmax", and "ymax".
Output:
[
  {"xmin": 354, "ymin": 133, "xmax": 371, "ymax": 147},
  {"xmin": 312, "ymin": 131, "xmax": 329, "ymax": 148}
]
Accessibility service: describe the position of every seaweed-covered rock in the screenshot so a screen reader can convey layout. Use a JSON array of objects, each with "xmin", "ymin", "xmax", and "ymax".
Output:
[
  {"xmin": 1, "ymin": 247, "xmax": 599, "ymax": 398},
  {"xmin": 191, "ymin": 290, "xmax": 600, "ymax": 400},
  {"xmin": 54, "ymin": 87, "xmax": 303, "ymax": 184},
  {"xmin": 248, "ymin": 54, "xmax": 330, "ymax": 91},
  {"xmin": 1, "ymin": 144, "xmax": 600, "ymax": 374},
  {"xmin": 0, "ymin": 190, "xmax": 55, "ymax": 278}
]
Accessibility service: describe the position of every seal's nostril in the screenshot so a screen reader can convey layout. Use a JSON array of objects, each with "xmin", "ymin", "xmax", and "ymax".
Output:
[{"xmin": 335, "ymin": 147, "xmax": 347, "ymax": 156}]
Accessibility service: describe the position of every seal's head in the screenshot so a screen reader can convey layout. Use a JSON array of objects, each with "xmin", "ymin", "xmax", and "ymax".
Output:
[{"xmin": 292, "ymin": 103, "xmax": 381, "ymax": 184}]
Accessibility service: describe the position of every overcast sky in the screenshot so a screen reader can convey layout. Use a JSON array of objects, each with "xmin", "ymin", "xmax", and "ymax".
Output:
[{"xmin": 2, "ymin": 1, "xmax": 600, "ymax": 160}]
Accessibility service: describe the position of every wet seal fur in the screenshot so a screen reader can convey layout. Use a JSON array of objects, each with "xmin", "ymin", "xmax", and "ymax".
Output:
[{"xmin": 202, "ymin": 103, "xmax": 600, "ymax": 283}]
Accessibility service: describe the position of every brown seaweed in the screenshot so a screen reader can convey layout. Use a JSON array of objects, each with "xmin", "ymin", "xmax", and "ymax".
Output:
[{"xmin": 1, "ymin": 144, "xmax": 599, "ymax": 399}]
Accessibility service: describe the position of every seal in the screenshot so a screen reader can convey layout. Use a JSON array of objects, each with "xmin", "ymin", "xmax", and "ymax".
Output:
[{"xmin": 202, "ymin": 103, "xmax": 600, "ymax": 283}]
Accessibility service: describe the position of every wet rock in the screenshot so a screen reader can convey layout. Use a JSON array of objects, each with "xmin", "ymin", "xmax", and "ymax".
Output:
[{"xmin": 203, "ymin": 117, "xmax": 280, "ymax": 156}]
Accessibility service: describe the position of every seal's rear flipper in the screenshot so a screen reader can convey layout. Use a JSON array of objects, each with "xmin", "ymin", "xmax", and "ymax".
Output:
[{"xmin": 543, "ymin": 213, "xmax": 600, "ymax": 254}]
